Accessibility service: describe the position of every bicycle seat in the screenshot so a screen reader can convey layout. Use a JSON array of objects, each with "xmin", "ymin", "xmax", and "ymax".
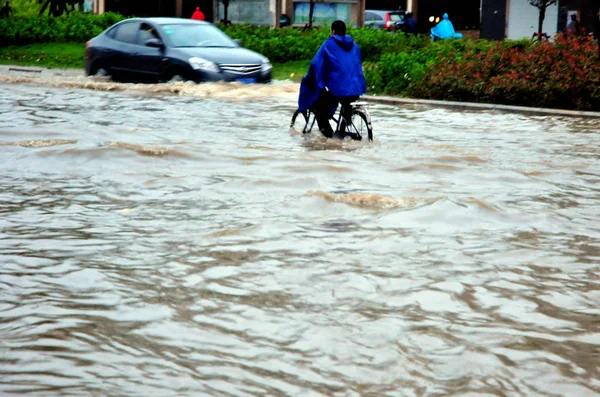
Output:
[{"xmin": 339, "ymin": 98, "xmax": 367, "ymax": 107}]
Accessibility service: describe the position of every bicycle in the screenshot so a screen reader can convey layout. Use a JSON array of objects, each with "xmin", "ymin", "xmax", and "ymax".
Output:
[{"xmin": 290, "ymin": 99, "xmax": 373, "ymax": 141}]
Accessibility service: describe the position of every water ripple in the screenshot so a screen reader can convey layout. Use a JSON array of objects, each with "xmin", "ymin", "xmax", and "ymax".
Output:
[{"xmin": 0, "ymin": 82, "xmax": 598, "ymax": 396}]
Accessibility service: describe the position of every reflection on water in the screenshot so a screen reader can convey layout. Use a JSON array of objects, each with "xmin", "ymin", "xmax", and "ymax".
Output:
[{"xmin": 0, "ymin": 80, "xmax": 599, "ymax": 397}]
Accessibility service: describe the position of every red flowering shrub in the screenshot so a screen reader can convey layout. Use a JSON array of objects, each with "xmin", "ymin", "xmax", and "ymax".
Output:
[
  {"xmin": 409, "ymin": 35, "xmax": 600, "ymax": 110},
  {"xmin": 364, "ymin": 38, "xmax": 502, "ymax": 95}
]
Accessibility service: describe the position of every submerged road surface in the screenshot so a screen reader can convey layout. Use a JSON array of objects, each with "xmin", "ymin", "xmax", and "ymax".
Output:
[{"xmin": 0, "ymin": 79, "xmax": 599, "ymax": 396}]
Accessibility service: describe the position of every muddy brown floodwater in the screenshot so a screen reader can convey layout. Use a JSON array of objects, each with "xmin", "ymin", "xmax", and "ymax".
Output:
[{"xmin": 0, "ymin": 77, "xmax": 599, "ymax": 397}]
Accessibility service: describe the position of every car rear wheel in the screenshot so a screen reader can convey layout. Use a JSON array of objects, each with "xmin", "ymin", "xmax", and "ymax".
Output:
[{"xmin": 89, "ymin": 61, "xmax": 110, "ymax": 78}]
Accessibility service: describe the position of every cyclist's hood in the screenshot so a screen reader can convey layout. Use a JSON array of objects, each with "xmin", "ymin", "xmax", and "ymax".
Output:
[{"xmin": 331, "ymin": 34, "xmax": 356, "ymax": 51}]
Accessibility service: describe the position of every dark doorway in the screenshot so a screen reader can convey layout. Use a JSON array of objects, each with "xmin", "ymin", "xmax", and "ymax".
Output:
[
  {"xmin": 366, "ymin": 0, "xmax": 407, "ymax": 10},
  {"xmin": 480, "ymin": 0, "xmax": 506, "ymax": 40},
  {"xmin": 182, "ymin": 0, "xmax": 214, "ymax": 21},
  {"xmin": 559, "ymin": 0, "xmax": 600, "ymax": 34},
  {"xmin": 417, "ymin": 0, "xmax": 481, "ymax": 33},
  {"xmin": 106, "ymin": 0, "xmax": 176, "ymax": 17}
]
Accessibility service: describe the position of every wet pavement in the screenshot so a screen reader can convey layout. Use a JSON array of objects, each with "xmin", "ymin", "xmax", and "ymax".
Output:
[{"xmin": 0, "ymin": 74, "xmax": 599, "ymax": 396}]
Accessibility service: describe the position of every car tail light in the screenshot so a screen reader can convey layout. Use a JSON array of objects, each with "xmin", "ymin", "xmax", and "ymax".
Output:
[
  {"xmin": 384, "ymin": 13, "xmax": 391, "ymax": 28},
  {"xmin": 84, "ymin": 40, "xmax": 92, "ymax": 60}
]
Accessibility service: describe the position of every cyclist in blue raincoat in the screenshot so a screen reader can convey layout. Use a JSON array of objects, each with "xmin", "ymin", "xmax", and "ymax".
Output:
[{"xmin": 298, "ymin": 20, "xmax": 366, "ymax": 138}]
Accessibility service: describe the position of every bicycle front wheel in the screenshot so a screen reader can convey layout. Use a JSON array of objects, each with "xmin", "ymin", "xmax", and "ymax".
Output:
[
  {"xmin": 344, "ymin": 109, "xmax": 373, "ymax": 141},
  {"xmin": 290, "ymin": 109, "xmax": 316, "ymax": 134}
]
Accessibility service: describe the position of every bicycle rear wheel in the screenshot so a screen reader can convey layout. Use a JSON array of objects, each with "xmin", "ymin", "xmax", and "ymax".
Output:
[
  {"xmin": 341, "ymin": 108, "xmax": 373, "ymax": 141},
  {"xmin": 290, "ymin": 109, "xmax": 316, "ymax": 134}
]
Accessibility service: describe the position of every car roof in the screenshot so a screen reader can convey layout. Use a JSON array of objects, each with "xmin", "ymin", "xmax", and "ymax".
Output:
[
  {"xmin": 122, "ymin": 17, "xmax": 210, "ymax": 25},
  {"xmin": 365, "ymin": 9, "xmax": 404, "ymax": 14}
]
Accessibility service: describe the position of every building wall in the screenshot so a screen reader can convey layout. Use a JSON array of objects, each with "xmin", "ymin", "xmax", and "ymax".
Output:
[
  {"xmin": 283, "ymin": 0, "xmax": 365, "ymax": 27},
  {"xmin": 99, "ymin": 0, "xmax": 366, "ymax": 27},
  {"xmin": 216, "ymin": 0, "xmax": 272, "ymax": 24},
  {"xmin": 506, "ymin": 0, "xmax": 558, "ymax": 38}
]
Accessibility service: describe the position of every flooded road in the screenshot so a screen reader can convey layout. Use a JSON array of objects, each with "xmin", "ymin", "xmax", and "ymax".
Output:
[{"xmin": 0, "ymin": 79, "xmax": 599, "ymax": 397}]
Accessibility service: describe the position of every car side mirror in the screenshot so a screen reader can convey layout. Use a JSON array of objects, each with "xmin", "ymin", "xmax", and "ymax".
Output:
[
  {"xmin": 233, "ymin": 39, "xmax": 242, "ymax": 46},
  {"xmin": 145, "ymin": 38, "xmax": 164, "ymax": 48}
]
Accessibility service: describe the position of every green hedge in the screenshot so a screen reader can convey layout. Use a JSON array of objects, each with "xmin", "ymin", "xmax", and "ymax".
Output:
[
  {"xmin": 0, "ymin": 14, "xmax": 482, "ymax": 63},
  {"xmin": 0, "ymin": 12, "xmax": 126, "ymax": 45}
]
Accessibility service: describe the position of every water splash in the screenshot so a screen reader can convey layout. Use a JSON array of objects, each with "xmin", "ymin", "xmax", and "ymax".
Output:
[
  {"xmin": 0, "ymin": 139, "xmax": 77, "ymax": 148},
  {"xmin": 308, "ymin": 190, "xmax": 443, "ymax": 210},
  {"xmin": 0, "ymin": 74, "xmax": 299, "ymax": 102},
  {"xmin": 105, "ymin": 142, "xmax": 176, "ymax": 156}
]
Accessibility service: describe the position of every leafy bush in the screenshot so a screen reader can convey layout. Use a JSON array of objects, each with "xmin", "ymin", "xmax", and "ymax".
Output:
[
  {"xmin": 0, "ymin": 12, "xmax": 126, "ymax": 45},
  {"xmin": 9, "ymin": 0, "xmax": 42, "ymax": 17},
  {"xmin": 362, "ymin": 38, "xmax": 496, "ymax": 95}
]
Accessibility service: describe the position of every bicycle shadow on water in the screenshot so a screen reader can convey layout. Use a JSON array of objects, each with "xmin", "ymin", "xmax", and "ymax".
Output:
[{"xmin": 289, "ymin": 127, "xmax": 371, "ymax": 153}]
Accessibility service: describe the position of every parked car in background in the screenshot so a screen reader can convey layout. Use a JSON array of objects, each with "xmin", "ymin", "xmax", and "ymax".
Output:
[
  {"xmin": 365, "ymin": 10, "xmax": 405, "ymax": 32},
  {"xmin": 280, "ymin": 14, "xmax": 291, "ymax": 27},
  {"xmin": 84, "ymin": 18, "xmax": 272, "ymax": 84}
]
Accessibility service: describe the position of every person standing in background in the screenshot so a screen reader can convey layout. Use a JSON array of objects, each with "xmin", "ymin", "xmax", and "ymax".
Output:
[
  {"xmin": 191, "ymin": 6, "xmax": 205, "ymax": 21},
  {"xmin": 565, "ymin": 14, "xmax": 581, "ymax": 38},
  {"xmin": 404, "ymin": 12, "xmax": 417, "ymax": 35}
]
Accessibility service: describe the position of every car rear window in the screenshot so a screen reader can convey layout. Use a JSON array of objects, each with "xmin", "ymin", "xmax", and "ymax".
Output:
[
  {"xmin": 366, "ymin": 12, "xmax": 383, "ymax": 21},
  {"xmin": 389, "ymin": 13, "xmax": 404, "ymax": 22}
]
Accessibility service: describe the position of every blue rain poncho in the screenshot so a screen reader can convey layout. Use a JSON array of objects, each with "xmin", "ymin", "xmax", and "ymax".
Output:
[
  {"xmin": 298, "ymin": 34, "xmax": 367, "ymax": 112},
  {"xmin": 430, "ymin": 13, "xmax": 463, "ymax": 40}
]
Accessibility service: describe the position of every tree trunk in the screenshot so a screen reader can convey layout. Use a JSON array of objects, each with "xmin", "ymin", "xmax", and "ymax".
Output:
[
  {"xmin": 308, "ymin": 0, "xmax": 315, "ymax": 29},
  {"xmin": 274, "ymin": 0, "xmax": 281, "ymax": 28},
  {"xmin": 594, "ymin": 3, "xmax": 600, "ymax": 58},
  {"xmin": 39, "ymin": 0, "xmax": 49, "ymax": 15},
  {"xmin": 223, "ymin": 0, "xmax": 230, "ymax": 24},
  {"xmin": 537, "ymin": 5, "xmax": 546, "ymax": 38}
]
